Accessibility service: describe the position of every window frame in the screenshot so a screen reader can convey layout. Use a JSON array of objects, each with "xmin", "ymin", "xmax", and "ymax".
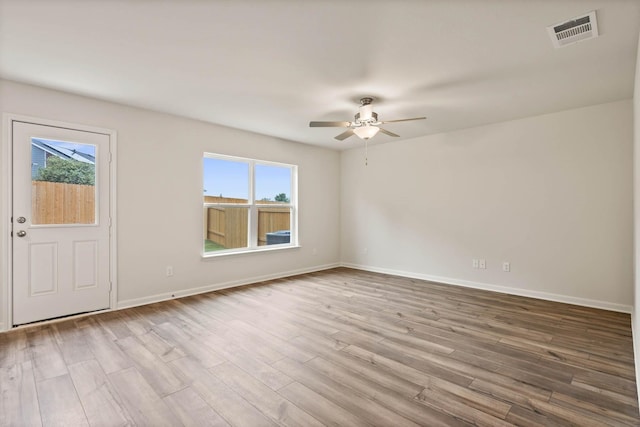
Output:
[{"xmin": 202, "ymin": 153, "xmax": 298, "ymax": 257}]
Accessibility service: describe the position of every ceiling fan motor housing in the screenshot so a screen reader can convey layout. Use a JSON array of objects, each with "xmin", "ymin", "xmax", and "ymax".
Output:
[
  {"xmin": 358, "ymin": 97, "xmax": 375, "ymax": 122},
  {"xmin": 355, "ymin": 111, "xmax": 377, "ymax": 124}
]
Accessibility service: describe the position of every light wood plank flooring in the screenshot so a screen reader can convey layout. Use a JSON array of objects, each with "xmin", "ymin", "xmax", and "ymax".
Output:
[{"xmin": 1, "ymin": 267, "xmax": 638, "ymax": 426}]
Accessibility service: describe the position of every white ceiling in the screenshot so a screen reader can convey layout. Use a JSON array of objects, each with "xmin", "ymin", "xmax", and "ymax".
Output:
[{"xmin": 1, "ymin": 0, "xmax": 639, "ymax": 150}]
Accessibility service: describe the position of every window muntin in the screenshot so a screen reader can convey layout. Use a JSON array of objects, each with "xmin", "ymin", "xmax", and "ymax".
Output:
[{"xmin": 203, "ymin": 154, "xmax": 296, "ymax": 255}]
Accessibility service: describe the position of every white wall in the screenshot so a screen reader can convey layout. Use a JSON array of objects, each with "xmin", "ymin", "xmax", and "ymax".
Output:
[
  {"xmin": 0, "ymin": 80, "xmax": 341, "ymax": 327},
  {"xmin": 0, "ymin": 78, "xmax": 634, "ymax": 330},
  {"xmin": 341, "ymin": 100, "xmax": 633, "ymax": 311}
]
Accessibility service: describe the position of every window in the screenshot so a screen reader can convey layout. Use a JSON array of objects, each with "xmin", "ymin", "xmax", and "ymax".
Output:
[
  {"xmin": 31, "ymin": 138, "xmax": 97, "ymax": 225},
  {"xmin": 203, "ymin": 153, "xmax": 297, "ymax": 256}
]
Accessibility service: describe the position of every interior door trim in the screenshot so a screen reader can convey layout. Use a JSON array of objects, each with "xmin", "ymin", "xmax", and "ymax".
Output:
[{"xmin": 1, "ymin": 114, "xmax": 118, "ymax": 331}]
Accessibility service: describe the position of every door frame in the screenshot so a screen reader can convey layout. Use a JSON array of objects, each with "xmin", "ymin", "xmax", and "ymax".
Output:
[{"xmin": 1, "ymin": 114, "xmax": 118, "ymax": 331}]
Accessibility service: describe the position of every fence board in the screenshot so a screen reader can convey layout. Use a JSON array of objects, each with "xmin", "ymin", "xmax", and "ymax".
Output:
[{"xmin": 32, "ymin": 181, "xmax": 95, "ymax": 225}]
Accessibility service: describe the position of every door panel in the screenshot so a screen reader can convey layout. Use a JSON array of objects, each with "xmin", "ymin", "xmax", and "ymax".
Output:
[
  {"xmin": 29, "ymin": 242, "xmax": 58, "ymax": 295},
  {"xmin": 73, "ymin": 240, "xmax": 98, "ymax": 290},
  {"xmin": 12, "ymin": 121, "xmax": 111, "ymax": 325}
]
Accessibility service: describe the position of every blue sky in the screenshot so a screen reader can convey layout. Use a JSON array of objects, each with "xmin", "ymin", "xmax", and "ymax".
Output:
[{"xmin": 203, "ymin": 158, "xmax": 291, "ymax": 201}]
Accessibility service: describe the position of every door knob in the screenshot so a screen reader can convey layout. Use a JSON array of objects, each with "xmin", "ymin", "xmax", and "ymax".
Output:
[
  {"xmin": 16, "ymin": 230, "xmax": 26, "ymax": 237},
  {"xmin": 16, "ymin": 217, "xmax": 26, "ymax": 223}
]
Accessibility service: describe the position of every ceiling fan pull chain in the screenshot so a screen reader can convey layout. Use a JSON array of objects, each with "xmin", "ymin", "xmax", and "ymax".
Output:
[{"xmin": 365, "ymin": 138, "xmax": 368, "ymax": 166}]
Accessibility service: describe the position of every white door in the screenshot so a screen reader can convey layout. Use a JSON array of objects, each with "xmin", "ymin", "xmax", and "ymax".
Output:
[{"xmin": 12, "ymin": 121, "xmax": 111, "ymax": 325}]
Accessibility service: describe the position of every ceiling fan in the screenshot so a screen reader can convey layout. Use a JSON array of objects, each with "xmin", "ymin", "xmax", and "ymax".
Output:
[{"xmin": 309, "ymin": 97, "xmax": 426, "ymax": 141}]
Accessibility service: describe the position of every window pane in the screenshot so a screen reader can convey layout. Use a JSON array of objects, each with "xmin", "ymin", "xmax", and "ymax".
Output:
[
  {"xmin": 204, "ymin": 206, "xmax": 249, "ymax": 252},
  {"xmin": 255, "ymin": 164, "xmax": 291, "ymax": 205},
  {"xmin": 258, "ymin": 207, "xmax": 291, "ymax": 246},
  {"xmin": 31, "ymin": 138, "xmax": 96, "ymax": 225},
  {"xmin": 203, "ymin": 157, "xmax": 249, "ymax": 203}
]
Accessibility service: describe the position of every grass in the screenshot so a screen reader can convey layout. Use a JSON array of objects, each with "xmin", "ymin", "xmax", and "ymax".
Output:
[{"xmin": 204, "ymin": 239, "xmax": 226, "ymax": 252}]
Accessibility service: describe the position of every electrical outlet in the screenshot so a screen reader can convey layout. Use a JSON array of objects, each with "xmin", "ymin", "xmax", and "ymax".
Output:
[
  {"xmin": 479, "ymin": 259, "xmax": 486, "ymax": 269},
  {"xmin": 503, "ymin": 262, "xmax": 510, "ymax": 272},
  {"xmin": 363, "ymin": 247, "xmax": 368, "ymax": 254},
  {"xmin": 166, "ymin": 266, "xmax": 174, "ymax": 277},
  {"xmin": 472, "ymin": 259, "xmax": 479, "ymax": 268}
]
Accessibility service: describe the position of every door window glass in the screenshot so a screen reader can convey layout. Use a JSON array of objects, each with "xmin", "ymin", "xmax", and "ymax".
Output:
[{"xmin": 31, "ymin": 138, "xmax": 97, "ymax": 225}]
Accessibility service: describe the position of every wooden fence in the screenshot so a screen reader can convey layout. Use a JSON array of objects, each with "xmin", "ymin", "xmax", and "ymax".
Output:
[
  {"xmin": 204, "ymin": 196, "xmax": 290, "ymax": 249},
  {"xmin": 204, "ymin": 195, "xmax": 248, "ymax": 204},
  {"xmin": 206, "ymin": 207, "xmax": 249, "ymax": 249},
  {"xmin": 257, "ymin": 208, "xmax": 290, "ymax": 246},
  {"xmin": 32, "ymin": 181, "xmax": 95, "ymax": 224}
]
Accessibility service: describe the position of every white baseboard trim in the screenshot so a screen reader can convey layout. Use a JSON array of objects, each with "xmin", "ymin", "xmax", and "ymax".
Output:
[
  {"xmin": 0, "ymin": 322, "xmax": 5, "ymax": 333},
  {"xmin": 117, "ymin": 262, "xmax": 340, "ymax": 310},
  {"xmin": 341, "ymin": 262, "xmax": 633, "ymax": 314}
]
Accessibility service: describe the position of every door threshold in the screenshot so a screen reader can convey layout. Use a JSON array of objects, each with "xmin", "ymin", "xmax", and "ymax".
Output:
[{"xmin": 9, "ymin": 307, "xmax": 111, "ymax": 332}]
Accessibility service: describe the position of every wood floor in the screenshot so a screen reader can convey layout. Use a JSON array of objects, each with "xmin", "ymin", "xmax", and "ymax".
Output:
[{"xmin": 1, "ymin": 267, "xmax": 638, "ymax": 426}]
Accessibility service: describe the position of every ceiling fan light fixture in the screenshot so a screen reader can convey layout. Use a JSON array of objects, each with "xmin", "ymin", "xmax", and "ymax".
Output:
[{"xmin": 353, "ymin": 125, "xmax": 380, "ymax": 140}]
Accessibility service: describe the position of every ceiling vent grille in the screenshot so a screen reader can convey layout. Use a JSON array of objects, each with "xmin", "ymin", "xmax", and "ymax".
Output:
[{"xmin": 547, "ymin": 11, "xmax": 598, "ymax": 48}]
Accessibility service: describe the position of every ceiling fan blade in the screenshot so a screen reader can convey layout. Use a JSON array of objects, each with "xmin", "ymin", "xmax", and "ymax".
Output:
[
  {"xmin": 335, "ymin": 129, "xmax": 355, "ymax": 141},
  {"xmin": 378, "ymin": 127, "xmax": 400, "ymax": 137},
  {"xmin": 309, "ymin": 121, "xmax": 351, "ymax": 127},
  {"xmin": 380, "ymin": 117, "xmax": 426, "ymax": 124}
]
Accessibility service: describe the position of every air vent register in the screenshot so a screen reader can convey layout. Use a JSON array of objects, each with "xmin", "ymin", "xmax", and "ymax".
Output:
[{"xmin": 547, "ymin": 11, "xmax": 599, "ymax": 48}]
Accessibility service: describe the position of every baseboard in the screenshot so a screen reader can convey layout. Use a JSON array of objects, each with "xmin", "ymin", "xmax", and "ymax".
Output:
[
  {"xmin": 0, "ymin": 322, "xmax": 5, "ymax": 333},
  {"xmin": 341, "ymin": 262, "xmax": 633, "ymax": 314},
  {"xmin": 117, "ymin": 262, "xmax": 341, "ymax": 310}
]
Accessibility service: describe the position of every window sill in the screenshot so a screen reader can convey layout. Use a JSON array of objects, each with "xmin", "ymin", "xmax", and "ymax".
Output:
[{"xmin": 201, "ymin": 244, "xmax": 301, "ymax": 259}]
